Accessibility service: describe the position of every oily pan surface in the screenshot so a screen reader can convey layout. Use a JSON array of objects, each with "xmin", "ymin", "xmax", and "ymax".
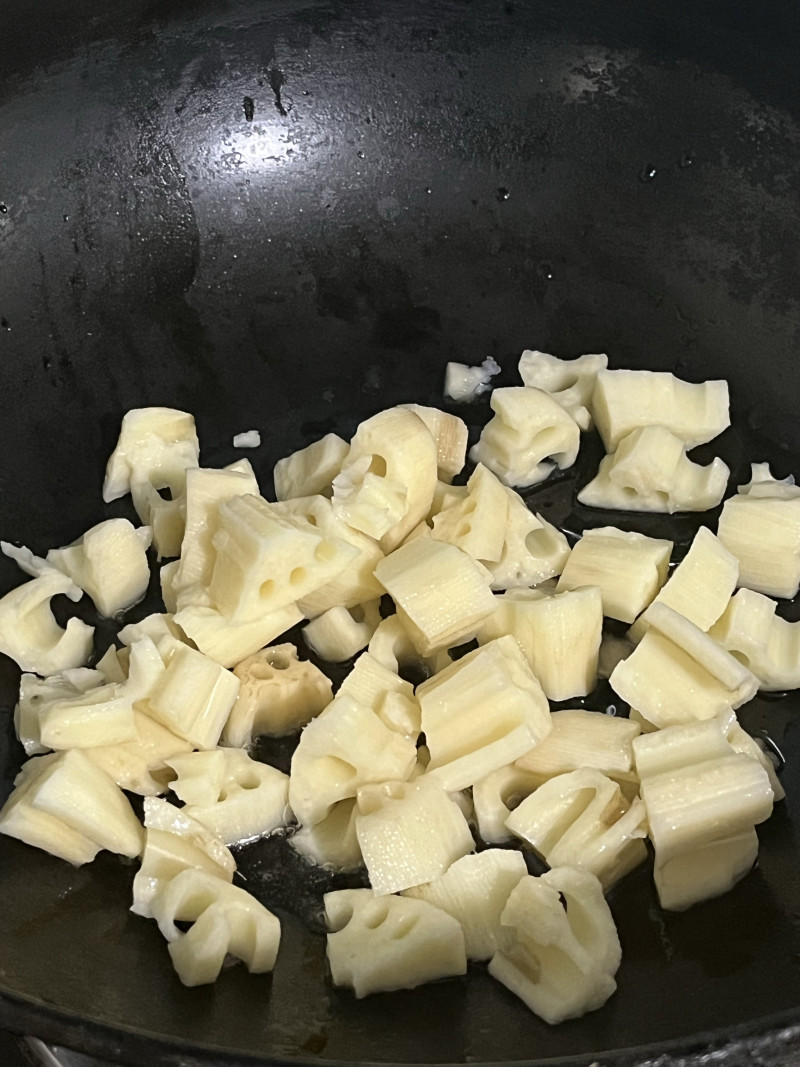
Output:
[{"xmin": 1, "ymin": 1, "xmax": 800, "ymax": 1063}]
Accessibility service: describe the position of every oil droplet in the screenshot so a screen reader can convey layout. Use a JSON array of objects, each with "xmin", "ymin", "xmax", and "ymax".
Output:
[
  {"xmin": 1, "ymin": 317, "xmax": 10, "ymax": 331},
  {"xmin": 425, "ymin": 187, "xmax": 432, "ymax": 194},
  {"xmin": 0, "ymin": 203, "xmax": 8, "ymax": 214},
  {"xmin": 638, "ymin": 164, "xmax": 657, "ymax": 183},
  {"xmin": 497, "ymin": 186, "xmax": 510, "ymax": 201},
  {"xmin": 356, "ymin": 150, "xmax": 365, "ymax": 159},
  {"xmin": 243, "ymin": 96, "xmax": 255, "ymax": 122},
  {"xmin": 537, "ymin": 261, "xmax": 554, "ymax": 280},
  {"xmin": 63, "ymin": 214, "xmax": 70, "ymax": 222},
  {"xmin": 678, "ymin": 151, "xmax": 694, "ymax": 168}
]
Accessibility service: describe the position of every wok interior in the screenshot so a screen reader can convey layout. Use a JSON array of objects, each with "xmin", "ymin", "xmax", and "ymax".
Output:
[{"xmin": 1, "ymin": 1, "xmax": 800, "ymax": 1063}]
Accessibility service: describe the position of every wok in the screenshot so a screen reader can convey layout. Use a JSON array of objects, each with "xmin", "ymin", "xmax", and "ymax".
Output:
[{"xmin": 1, "ymin": 0, "xmax": 800, "ymax": 1063}]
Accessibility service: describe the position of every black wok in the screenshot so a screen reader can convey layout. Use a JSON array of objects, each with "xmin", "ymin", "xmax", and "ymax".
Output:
[{"xmin": 2, "ymin": 0, "xmax": 800, "ymax": 1064}]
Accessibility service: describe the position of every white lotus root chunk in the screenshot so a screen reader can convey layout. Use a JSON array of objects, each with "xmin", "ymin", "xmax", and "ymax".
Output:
[
  {"xmin": 331, "ymin": 406, "xmax": 438, "ymax": 551},
  {"xmin": 102, "ymin": 407, "xmax": 200, "ymax": 558},
  {"xmin": 34, "ymin": 635, "xmax": 166, "ymax": 751},
  {"xmin": 303, "ymin": 599, "xmax": 382, "ymax": 662},
  {"xmin": 274, "ymin": 433, "xmax": 350, "ymax": 500},
  {"xmin": 473, "ymin": 764, "xmax": 542, "ymax": 844},
  {"xmin": 489, "ymin": 867, "xmax": 621, "ymax": 1025},
  {"xmin": 337, "ymin": 651, "xmax": 421, "ymax": 736},
  {"xmin": 556, "ymin": 526, "xmax": 672, "ymax": 624},
  {"xmin": 131, "ymin": 796, "xmax": 235, "ymax": 918},
  {"xmin": 478, "ymin": 587, "xmax": 603, "ymax": 702},
  {"xmin": 289, "ymin": 691, "xmax": 418, "ymax": 826},
  {"xmin": 141, "ymin": 642, "xmax": 240, "ymax": 749},
  {"xmin": 401, "ymin": 405, "xmax": 468, "ymax": 483},
  {"xmin": 45, "ymin": 518, "xmax": 152, "ymax": 618},
  {"xmin": 403, "ymin": 849, "xmax": 527, "ymax": 960},
  {"xmin": 290, "ymin": 797, "xmax": 363, "ymax": 871},
  {"xmin": 224, "ymin": 643, "xmax": 332, "ymax": 745},
  {"xmin": 0, "ymin": 568, "xmax": 93, "ymax": 677},
  {"xmin": 444, "ymin": 356, "xmax": 501, "ymax": 402},
  {"xmin": 634, "ymin": 719, "xmax": 775, "ymax": 910},
  {"xmin": 610, "ymin": 602, "xmax": 758, "ymax": 729},
  {"xmin": 0, "ymin": 749, "xmax": 143, "ymax": 864},
  {"xmin": 374, "ymin": 538, "xmax": 496, "ymax": 656},
  {"xmin": 431, "ymin": 463, "xmax": 510, "ymax": 563},
  {"xmin": 274, "ymin": 494, "xmax": 384, "ymax": 615},
  {"xmin": 709, "ymin": 587, "xmax": 800, "ymax": 691},
  {"xmin": 149, "ymin": 867, "xmax": 281, "ymax": 986},
  {"xmin": 166, "ymin": 749, "xmax": 290, "ymax": 845},
  {"xmin": 416, "ymin": 635, "xmax": 552, "ymax": 791},
  {"xmin": 356, "ymin": 776, "xmax": 475, "ymax": 894},
  {"xmin": 367, "ymin": 614, "xmax": 445, "ymax": 681},
  {"xmin": 469, "ymin": 386, "xmax": 580, "ymax": 488},
  {"xmin": 518, "ymin": 350, "xmax": 608, "ymax": 430},
  {"xmin": 505, "ymin": 768, "xmax": 648, "ymax": 890},
  {"xmin": 628, "ymin": 526, "xmax": 738, "ymax": 642},
  {"xmin": 578, "ymin": 426, "xmax": 729, "ymax": 513},
  {"xmin": 172, "ymin": 466, "xmax": 260, "ymax": 594},
  {"xmin": 515, "ymin": 709, "xmax": 641, "ymax": 784},
  {"xmin": 209, "ymin": 494, "xmax": 358, "ymax": 624},
  {"xmin": 592, "ymin": 369, "xmax": 730, "ymax": 452},
  {"xmin": 173, "ymin": 601, "xmax": 303, "ymax": 669},
  {"xmin": 325, "ymin": 887, "xmax": 467, "ymax": 997},
  {"xmin": 15, "ymin": 667, "xmax": 104, "ymax": 756},
  {"xmin": 486, "ymin": 489, "xmax": 570, "ymax": 589},
  {"xmin": 717, "ymin": 468, "xmax": 800, "ymax": 598}
]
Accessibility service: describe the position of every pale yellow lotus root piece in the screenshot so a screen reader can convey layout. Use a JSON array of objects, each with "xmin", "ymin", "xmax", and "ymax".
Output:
[
  {"xmin": 506, "ymin": 768, "xmax": 648, "ymax": 890},
  {"xmin": 486, "ymin": 489, "xmax": 571, "ymax": 590},
  {"xmin": 374, "ymin": 538, "xmax": 496, "ymax": 656},
  {"xmin": 472, "ymin": 764, "xmax": 543, "ymax": 844},
  {"xmin": 515, "ymin": 709, "xmax": 641, "ymax": 784},
  {"xmin": 102, "ymin": 407, "xmax": 200, "ymax": 558},
  {"xmin": 556, "ymin": 527, "xmax": 672, "ymax": 624},
  {"xmin": 469, "ymin": 386, "xmax": 580, "ymax": 489},
  {"xmin": 34, "ymin": 635, "xmax": 166, "ymax": 751},
  {"xmin": 709, "ymin": 587, "xmax": 800, "ymax": 691},
  {"xmin": 355, "ymin": 776, "xmax": 476, "ymax": 894},
  {"xmin": 337, "ymin": 650, "xmax": 421, "ymax": 736},
  {"xmin": 149, "ymin": 867, "xmax": 281, "ymax": 986},
  {"xmin": 592, "ymin": 368, "xmax": 730, "ymax": 452},
  {"xmin": 274, "ymin": 494, "xmax": 384, "ymax": 615},
  {"xmin": 44, "ymin": 518, "xmax": 152, "ymax": 618},
  {"xmin": 166, "ymin": 749, "xmax": 290, "ymax": 846},
  {"xmin": 289, "ymin": 691, "xmax": 418, "ymax": 827},
  {"xmin": 610, "ymin": 602, "xmax": 759, "ymax": 729},
  {"xmin": 140, "ymin": 642, "xmax": 240, "ymax": 749},
  {"xmin": 325, "ymin": 887, "xmax": 467, "ymax": 997},
  {"xmin": 634, "ymin": 718, "xmax": 775, "ymax": 910},
  {"xmin": 273, "ymin": 432, "xmax": 350, "ymax": 501},
  {"xmin": 131, "ymin": 796, "xmax": 236, "ymax": 918},
  {"xmin": 628, "ymin": 525, "xmax": 738, "ymax": 642},
  {"xmin": 367, "ymin": 614, "xmax": 448, "ymax": 681},
  {"xmin": 429, "ymin": 463, "xmax": 506, "ymax": 564},
  {"xmin": 488, "ymin": 866, "xmax": 621, "ymax": 1025},
  {"xmin": 331, "ymin": 406, "xmax": 438, "ymax": 551},
  {"xmin": 0, "ymin": 566, "xmax": 93, "ymax": 677},
  {"xmin": 290, "ymin": 797, "xmax": 363, "ymax": 871},
  {"xmin": 14, "ymin": 667, "xmax": 104, "ymax": 756},
  {"xmin": 208, "ymin": 494, "xmax": 358, "ymax": 624},
  {"xmin": 416, "ymin": 635, "xmax": 551, "ymax": 792},
  {"xmin": 518, "ymin": 350, "xmax": 608, "ymax": 431},
  {"xmin": 84, "ymin": 709, "xmax": 194, "ymax": 796},
  {"xmin": 302, "ymin": 599, "xmax": 382, "ymax": 662},
  {"xmin": 223, "ymin": 643, "xmax": 332, "ymax": 745},
  {"xmin": 0, "ymin": 749, "xmax": 143, "ymax": 865},
  {"xmin": 478, "ymin": 587, "xmax": 603, "ymax": 702},
  {"xmin": 444, "ymin": 356, "xmax": 500, "ymax": 403},
  {"xmin": 403, "ymin": 848, "xmax": 527, "ymax": 960},
  {"xmin": 173, "ymin": 601, "xmax": 303, "ymax": 670},
  {"xmin": 401, "ymin": 404, "xmax": 468, "ymax": 483},
  {"xmin": 578, "ymin": 426, "xmax": 730, "ymax": 514},
  {"xmin": 171, "ymin": 466, "xmax": 259, "ymax": 595},
  {"xmin": 716, "ymin": 464, "xmax": 800, "ymax": 598}
]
